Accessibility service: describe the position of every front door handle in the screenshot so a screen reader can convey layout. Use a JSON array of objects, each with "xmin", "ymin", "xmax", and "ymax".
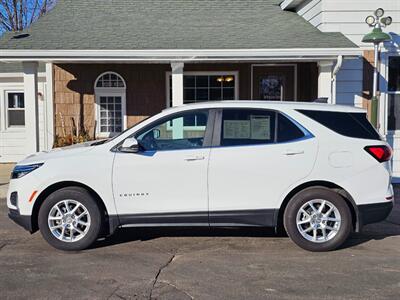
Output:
[
  {"xmin": 284, "ymin": 149, "xmax": 304, "ymax": 156},
  {"xmin": 184, "ymin": 156, "xmax": 205, "ymax": 161}
]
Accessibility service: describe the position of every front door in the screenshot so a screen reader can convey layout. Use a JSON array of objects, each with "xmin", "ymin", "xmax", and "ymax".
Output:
[
  {"xmin": 112, "ymin": 109, "xmax": 212, "ymax": 224},
  {"xmin": 252, "ymin": 65, "xmax": 296, "ymax": 101},
  {"xmin": 208, "ymin": 108, "xmax": 317, "ymax": 226}
]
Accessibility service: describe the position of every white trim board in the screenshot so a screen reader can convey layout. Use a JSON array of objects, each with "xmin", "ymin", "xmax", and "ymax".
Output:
[
  {"xmin": 0, "ymin": 48, "xmax": 362, "ymax": 62},
  {"xmin": 0, "ymin": 72, "xmax": 46, "ymax": 78}
]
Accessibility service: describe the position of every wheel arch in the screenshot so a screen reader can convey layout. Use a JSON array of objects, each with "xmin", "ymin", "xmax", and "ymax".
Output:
[
  {"xmin": 277, "ymin": 180, "xmax": 360, "ymax": 233},
  {"xmin": 31, "ymin": 181, "xmax": 119, "ymax": 235}
]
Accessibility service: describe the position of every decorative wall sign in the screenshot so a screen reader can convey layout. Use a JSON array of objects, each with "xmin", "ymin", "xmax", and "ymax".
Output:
[{"xmin": 260, "ymin": 76, "xmax": 285, "ymax": 101}]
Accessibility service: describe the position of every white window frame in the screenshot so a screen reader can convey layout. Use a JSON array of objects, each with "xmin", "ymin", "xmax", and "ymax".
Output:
[
  {"xmin": 165, "ymin": 71, "xmax": 239, "ymax": 130},
  {"xmin": 4, "ymin": 90, "xmax": 25, "ymax": 130},
  {"xmin": 94, "ymin": 72, "xmax": 127, "ymax": 138},
  {"xmin": 165, "ymin": 71, "xmax": 240, "ymax": 108},
  {"xmin": 382, "ymin": 52, "xmax": 400, "ymax": 136}
]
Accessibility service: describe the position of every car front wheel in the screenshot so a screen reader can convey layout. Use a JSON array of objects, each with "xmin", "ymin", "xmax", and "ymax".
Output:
[
  {"xmin": 38, "ymin": 187, "xmax": 102, "ymax": 251},
  {"xmin": 284, "ymin": 187, "xmax": 352, "ymax": 252}
]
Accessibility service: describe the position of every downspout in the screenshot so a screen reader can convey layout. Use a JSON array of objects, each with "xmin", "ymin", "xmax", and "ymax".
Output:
[{"xmin": 331, "ymin": 55, "xmax": 343, "ymax": 104}]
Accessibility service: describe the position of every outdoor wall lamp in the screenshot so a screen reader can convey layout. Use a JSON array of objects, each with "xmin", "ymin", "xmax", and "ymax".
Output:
[{"xmin": 362, "ymin": 8, "xmax": 392, "ymax": 128}]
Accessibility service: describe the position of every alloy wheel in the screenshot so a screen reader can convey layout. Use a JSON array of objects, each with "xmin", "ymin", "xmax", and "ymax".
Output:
[
  {"xmin": 296, "ymin": 199, "xmax": 341, "ymax": 243},
  {"xmin": 47, "ymin": 199, "xmax": 91, "ymax": 242}
]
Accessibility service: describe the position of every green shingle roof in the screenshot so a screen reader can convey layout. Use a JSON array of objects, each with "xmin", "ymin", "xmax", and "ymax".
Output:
[
  {"xmin": 0, "ymin": 62, "xmax": 45, "ymax": 73},
  {"xmin": 0, "ymin": 0, "xmax": 357, "ymax": 50}
]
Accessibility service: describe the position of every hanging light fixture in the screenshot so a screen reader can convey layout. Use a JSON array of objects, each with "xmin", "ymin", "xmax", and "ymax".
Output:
[{"xmin": 225, "ymin": 76, "xmax": 234, "ymax": 82}]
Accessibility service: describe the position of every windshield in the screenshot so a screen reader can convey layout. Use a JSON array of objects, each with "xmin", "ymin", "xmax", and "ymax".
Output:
[{"xmin": 91, "ymin": 116, "xmax": 151, "ymax": 146}]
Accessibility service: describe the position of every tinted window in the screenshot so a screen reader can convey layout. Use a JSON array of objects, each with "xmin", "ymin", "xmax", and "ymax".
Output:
[
  {"xmin": 277, "ymin": 113, "xmax": 305, "ymax": 142},
  {"xmin": 136, "ymin": 110, "xmax": 208, "ymax": 151},
  {"xmin": 221, "ymin": 109, "xmax": 275, "ymax": 146},
  {"xmin": 388, "ymin": 57, "xmax": 400, "ymax": 130},
  {"xmin": 298, "ymin": 110, "xmax": 381, "ymax": 140},
  {"xmin": 388, "ymin": 94, "xmax": 400, "ymax": 130},
  {"xmin": 388, "ymin": 56, "xmax": 400, "ymax": 92}
]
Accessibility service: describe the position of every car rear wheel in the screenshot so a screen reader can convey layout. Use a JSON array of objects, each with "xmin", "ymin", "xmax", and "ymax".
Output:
[
  {"xmin": 38, "ymin": 187, "xmax": 102, "ymax": 251},
  {"xmin": 284, "ymin": 187, "xmax": 352, "ymax": 252}
]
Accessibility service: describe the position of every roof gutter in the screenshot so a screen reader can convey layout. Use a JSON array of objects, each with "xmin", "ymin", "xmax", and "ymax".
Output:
[
  {"xmin": 280, "ymin": 0, "xmax": 307, "ymax": 11},
  {"xmin": 0, "ymin": 48, "xmax": 362, "ymax": 63}
]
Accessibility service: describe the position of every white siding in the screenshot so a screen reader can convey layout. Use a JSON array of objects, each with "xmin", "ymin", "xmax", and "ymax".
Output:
[
  {"xmin": 297, "ymin": 0, "xmax": 323, "ymax": 28},
  {"xmin": 0, "ymin": 77, "xmax": 47, "ymax": 163},
  {"xmin": 335, "ymin": 58, "xmax": 363, "ymax": 107},
  {"xmin": 386, "ymin": 134, "xmax": 400, "ymax": 177},
  {"xmin": 295, "ymin": 0, "xmax": 400, "ymax": 47}
]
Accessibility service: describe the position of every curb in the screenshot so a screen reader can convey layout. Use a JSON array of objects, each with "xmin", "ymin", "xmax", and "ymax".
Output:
[{"xmin": 0, "ymin": 184, "xmax": 8, "ymax": 199}]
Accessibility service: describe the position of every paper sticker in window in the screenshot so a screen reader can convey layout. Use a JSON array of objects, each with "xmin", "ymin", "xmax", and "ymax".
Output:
[
  {"xmin": 250, "ymin": 115, "xmax": 271, "ymax": 140},
  {"xmin": 223, "ymin": 120, "xmax": 251, "ymax": 139}
]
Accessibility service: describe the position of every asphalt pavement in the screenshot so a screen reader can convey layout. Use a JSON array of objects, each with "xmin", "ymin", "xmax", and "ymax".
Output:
[{"xmin": 0, "ymin": 184, "xmax": 399, "ymax": 299}]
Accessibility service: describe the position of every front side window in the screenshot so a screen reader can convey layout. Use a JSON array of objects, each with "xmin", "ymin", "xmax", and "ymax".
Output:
[
  {"xmin": 388, "ymin": 56, "xmax": 400, "ymax": 130},
  {"xmin": 136, "ymin": 110, "xmax": 209, "ymax": 151},
  {"xmin": 7, "ymin": 92, "xmax": 25, "ymax": 127},
  {"xmin": 220, "ymin": 109, "xmax": 276, "ymax": 146}
]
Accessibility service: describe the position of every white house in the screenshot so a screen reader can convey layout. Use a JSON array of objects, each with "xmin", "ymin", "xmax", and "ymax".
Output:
[{"xmin": 0, "ymin": 0, "xmax": 399, "ymax": 174}]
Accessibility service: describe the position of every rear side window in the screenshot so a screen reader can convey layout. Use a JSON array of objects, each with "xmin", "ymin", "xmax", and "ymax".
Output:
[
  {"xmin": 220, "ymin": 109, "xmax": 307, "ymax": 146},
  {"xmin": 277, "ymin": 113, "xmax": 305, "ymax": 142},
  {"xmin": 298, "ymin": 110, "xmax": 381, "ymax": 140},
  {"xmin": 221, "ymin": 109, "xmax": 276, "ymax": 146}
]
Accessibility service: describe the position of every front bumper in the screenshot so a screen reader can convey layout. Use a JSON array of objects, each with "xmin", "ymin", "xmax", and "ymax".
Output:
[
  {"xmin": 8, "ymin": 209, "xmax": 33, "ymax": 233},
  {"xmin": 357, "ymin": 201, "xmax": 393, "ymax": 228}
]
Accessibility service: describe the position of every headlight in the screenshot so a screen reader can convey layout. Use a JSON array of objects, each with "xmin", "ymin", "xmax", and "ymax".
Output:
[{"xmin": 11, "ymin": 163, "xmax": 44, "ymax": 179}]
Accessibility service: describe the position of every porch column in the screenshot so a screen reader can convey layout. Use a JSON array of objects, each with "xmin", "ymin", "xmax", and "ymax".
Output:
[
  {"xmin": 171, "ymin": 62, "xmax": 184, "ymax": 107},
  {"xmin": 45, "ymin": 62, "xmax": 54, "ymax": 150},
  {"xmin": 318, "ymin": 61, "xmax": 334, "ymax": 104},
  {"xmin": 23, "ymin": 62, "xmax": 40, "ymax": 154}
]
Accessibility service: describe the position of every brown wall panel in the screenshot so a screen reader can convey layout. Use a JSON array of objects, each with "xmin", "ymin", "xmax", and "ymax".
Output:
[
  {"xmin": 54, "ymin": 63, "xmax": 170, "ymax": 137},
  {"xmin": 297, "ymin": 63, "xmax": 318, "ymax": 101},
  {"xmin": 54, "ymin": 62, "xmax": 317, "ymax": 138}
]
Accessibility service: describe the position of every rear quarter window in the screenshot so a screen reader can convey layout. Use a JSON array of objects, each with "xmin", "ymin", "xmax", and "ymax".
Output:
[
  {"xmin": 277, "ymin": 113, "xmax": 305, "ymax": 142},
  {"xmin": 297, "ymin": 110, "xmax": 381, "ymax": 140}
]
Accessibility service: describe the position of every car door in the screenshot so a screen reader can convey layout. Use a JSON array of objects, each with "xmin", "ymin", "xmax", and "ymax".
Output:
[
  {"xmin": 208, "ymin": 108, "xmax": 318, "ymax": 226},
  {"xmin": 112, "ymin": 109, "xmax": 214, "ymax": 225}
]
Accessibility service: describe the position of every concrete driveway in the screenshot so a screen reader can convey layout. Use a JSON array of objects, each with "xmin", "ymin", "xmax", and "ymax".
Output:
[{"xmin": 0, "ymin": 187, "xmax": 399, "ymax": 299}]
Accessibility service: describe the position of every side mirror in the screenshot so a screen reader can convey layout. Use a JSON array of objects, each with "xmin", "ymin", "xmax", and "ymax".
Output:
[{"xmin": 119, "ymin": 137, "xmax": 139, "ymax": 153}]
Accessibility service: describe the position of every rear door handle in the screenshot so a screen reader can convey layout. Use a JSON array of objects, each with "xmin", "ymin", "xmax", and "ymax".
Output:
[
  {"xmin": 184, "ymin": 156, "xmax": 205, "ymax": 161},
  {"xmin": 284, "ymin": 149, "xmax": 304, "ymax": 156}
]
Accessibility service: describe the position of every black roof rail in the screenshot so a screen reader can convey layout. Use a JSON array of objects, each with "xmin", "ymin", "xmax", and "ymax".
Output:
[{"xmin": 313, "ymin": 97, "xmax": 329, "ymax": 103}]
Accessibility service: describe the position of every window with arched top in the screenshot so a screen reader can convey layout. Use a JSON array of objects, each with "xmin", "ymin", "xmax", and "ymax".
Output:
[{"xmin": 94, "ymin": 72, "xmax": 127, "ymax": 137}]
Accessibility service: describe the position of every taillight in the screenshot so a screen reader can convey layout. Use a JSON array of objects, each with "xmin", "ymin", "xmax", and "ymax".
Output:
[{"xmin": 364, "ymin": 145, "xmax": 392, "ymax": 163}]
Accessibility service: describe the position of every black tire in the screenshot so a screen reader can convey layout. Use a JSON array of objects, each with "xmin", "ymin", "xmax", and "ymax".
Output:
[
  {"xmin": 38, "ymin": 187, "xmax": 103, "ymax": 251},
  {"xmin": 284, "ymin": 187, "xmax": 352, "ymax": 252}
]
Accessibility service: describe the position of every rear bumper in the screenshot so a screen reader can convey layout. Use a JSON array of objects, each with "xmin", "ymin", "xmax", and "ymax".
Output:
[
  {"xmin": 357, "ymin": 201, "xmax": 393, "ymax": 228},
  {"xmin": 8, "ymin": 209, "xmax": 33, "ymax": 233}
]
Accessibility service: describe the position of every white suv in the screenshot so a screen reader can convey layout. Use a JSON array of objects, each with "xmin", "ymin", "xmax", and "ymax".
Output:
[{"xmin": 7, "ymin": 101, "xmax": 394, "ymax": 251}]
